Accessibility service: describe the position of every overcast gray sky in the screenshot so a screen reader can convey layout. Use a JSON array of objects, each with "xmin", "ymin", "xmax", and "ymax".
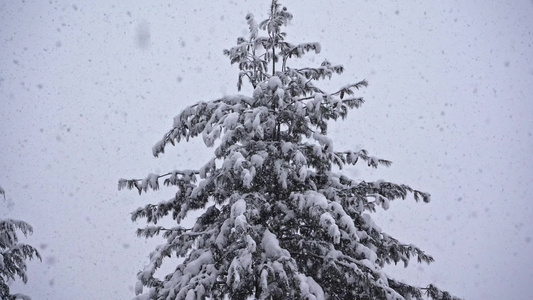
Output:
[{"xmin": 1, "ymin": 0, "xmax": 532, "ymax": 299}]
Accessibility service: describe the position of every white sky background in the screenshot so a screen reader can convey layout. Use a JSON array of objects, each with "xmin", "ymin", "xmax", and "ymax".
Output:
[{"xmin": 1, "ymin": 0, "xmax": 532, "ymax": 299}]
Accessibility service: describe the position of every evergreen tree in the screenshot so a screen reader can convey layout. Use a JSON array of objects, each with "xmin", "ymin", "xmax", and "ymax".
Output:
[
  {"xmin": 0, "ymin": 187, "xmax": 41, "ymax": 300},
  {"xmin": 120, "ymin": 2, "xmax": 461, "ymax": 299}
]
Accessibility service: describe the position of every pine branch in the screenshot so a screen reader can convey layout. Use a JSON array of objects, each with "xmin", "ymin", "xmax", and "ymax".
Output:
[{"xmin": 119, "ymin": 170, "xmax": 200, "ymax": 194}]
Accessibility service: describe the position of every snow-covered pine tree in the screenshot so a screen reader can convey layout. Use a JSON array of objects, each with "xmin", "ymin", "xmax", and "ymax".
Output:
[
  {"xmin": 0, "ymin": 187, "xmax": 41, "ymax": 300},
  {"xmin": 120, "ymin": 1, "xmax": 461, "ymax": 299}
]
